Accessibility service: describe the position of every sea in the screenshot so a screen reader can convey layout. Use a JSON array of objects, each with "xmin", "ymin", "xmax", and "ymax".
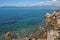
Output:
[{"xmin": 0, "ymin": 7, "xmax": 59, "ymax": 36}]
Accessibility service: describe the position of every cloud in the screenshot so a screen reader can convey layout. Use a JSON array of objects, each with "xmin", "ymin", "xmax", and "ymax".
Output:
[
  {"xmin": 0, "ymin": 0, "xmax": 60, "ymax": 7},
  {"xmin": 14, "ymin": 2, "xmax": 45, "ymax": 7},
  {"xmin": 45, "ymin": 0, "xmax": 60, "ymax": 6},
  {"xmin": 17, "ymin": 0, "xmax": 60, "ymax": 6},
  {"xmin": 15, "ymin": 0, "xmax": 60, "ymax": 7},
  {"xmin": 52, "ymin": 0, "xmax": 56, "ymax": 1}
]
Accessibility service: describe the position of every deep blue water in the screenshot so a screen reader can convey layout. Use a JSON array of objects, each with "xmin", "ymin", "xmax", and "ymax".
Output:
[{"xmin": 0, "ymin": 8, "xmax": 56, "ymax": 35}]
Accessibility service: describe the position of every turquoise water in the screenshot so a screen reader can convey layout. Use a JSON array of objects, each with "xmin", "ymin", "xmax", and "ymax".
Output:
[{"xmin": 0, "ymin": 7, "xmax": 56, "ymax": 35}]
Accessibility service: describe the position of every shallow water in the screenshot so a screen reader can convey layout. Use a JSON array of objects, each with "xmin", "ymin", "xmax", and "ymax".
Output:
[{"xmin": 0, "ymin": 7, "xmax": 56, "ymax": 35}]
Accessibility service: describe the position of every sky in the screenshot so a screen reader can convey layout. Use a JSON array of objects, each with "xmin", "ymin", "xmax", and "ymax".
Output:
[{"xmin": 0, "ymin": 0, "xmax": 60, "ymax": 7}]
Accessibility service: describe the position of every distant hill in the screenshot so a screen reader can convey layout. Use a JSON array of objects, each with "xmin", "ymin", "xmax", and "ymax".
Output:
[{"xmin": 0, "ymin": 6, "xmax": 60, "ymax": 10}]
